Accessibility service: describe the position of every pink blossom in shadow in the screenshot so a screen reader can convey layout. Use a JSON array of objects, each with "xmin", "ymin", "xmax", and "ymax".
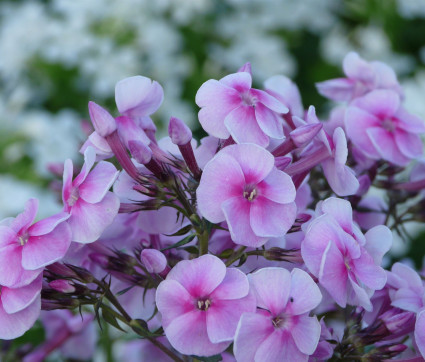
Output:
[
  {"xmin": 156, "ymin": 255, "xmax": 256, "ymax": 357},
  {"xmin": 234, "ymin": 267, "xmax": 322, "ymax": 362},
  {"xmin": 197, "ymin": 143, "xmax": 297, "ymax": 247}
]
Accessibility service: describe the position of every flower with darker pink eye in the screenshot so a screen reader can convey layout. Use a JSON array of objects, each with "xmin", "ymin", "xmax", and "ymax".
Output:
[{"xmin": 197, "ymin": 143, "xmax": 297, "ymax": 247}]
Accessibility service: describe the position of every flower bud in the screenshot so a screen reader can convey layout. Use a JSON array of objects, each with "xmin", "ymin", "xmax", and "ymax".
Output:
[
  {"xmin": 49, "ymin": 280, "xmax": 76, "ymax": 293},
  {"xmin": 128, "ymin": 140, "xmax": 152, "ymax": 164},
  {"xmin": 290, "ymin": 123, "xmax": 323, "ymax": 148},
  {"xmin": 238, "ymin": 62, "xmax": 252, "ymax": 75},
  {"xmin": 88, "ymin": 101, "xmax": 117, "ymax": 137},
  {"xmin": 140, "ymin": 249, "xmax": 167, "ymax": 273},
  {"xmin": 168, "ymin": 117, "xmax": 192, "ymax": 146}
]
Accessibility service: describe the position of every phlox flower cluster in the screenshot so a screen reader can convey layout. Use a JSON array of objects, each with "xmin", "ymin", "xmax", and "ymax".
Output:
[{"xmin": 2, "ymin": 52, "xmax": 425, "ymax": 362}]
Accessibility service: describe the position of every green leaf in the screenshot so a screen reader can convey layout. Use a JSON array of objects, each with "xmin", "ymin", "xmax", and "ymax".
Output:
[
  {"xmin": 102, "ymin": 308, "xmax": 126, "ymax": 332},
  {"xmin": 190, "ymin": 354, "xmax": 223, "ymax": 362},
  {"xmin": 165, "ymin": 224, "xmax": 193, "ymax": 237},
  {"xmin": 161, "ymin": 234, "xmax": 196, "ymax": 251},
  {"xmin": 183, "ymin": 246, "xmax": 199, "ymax": 254},
  {"xmin": 218, "ymin": 248, "xmax": 234, "ymax": 259}
]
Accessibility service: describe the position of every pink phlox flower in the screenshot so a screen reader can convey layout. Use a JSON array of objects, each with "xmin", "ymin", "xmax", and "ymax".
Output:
[
  {"xmin": 197, "ymin": 143, "xmax": 297, "ymax": 247},
  {"xmin": 0, "ymin": 198, "xmax": 71, "ymax": 287},
  {"xmin": 62, "ymin": 147, "xmax": 120, "ymax": 243},
  {"xmin": 0, "ymin": 275, "xmax": 42, "ymax": 340},
  {"xmin": 196, "ymin": 70, "xmax": 289, "ymax": 147},
  {"xmin": 301, "ymin": 197, "xmax": 392, "ymax": 311},
  {"xmin": 309, "ymin": 318, "xmax": 336, "ymax": 361},
  {"xmin": 234, "ymin": 267, "xmax": 322, "ymax": 362},
  {"xmin": 345, "ymin": 89, "xmax": 425, "ymax": 166},
  {"xmin": 156, "ymin": 255, "xmax": 256, "ymax": 357},
  {"xmin": 316, "ymin": 52, "xmax": 403, "ymax": 102}
]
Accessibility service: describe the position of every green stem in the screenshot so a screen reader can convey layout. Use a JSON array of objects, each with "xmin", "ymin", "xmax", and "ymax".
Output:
[
  {"xmin": 226, "ymin": 246, "xmax": 247, "ymax": 266},
  {"xmin": 198, "ymin": 229, "xmax": 209, "ymax": 256}
]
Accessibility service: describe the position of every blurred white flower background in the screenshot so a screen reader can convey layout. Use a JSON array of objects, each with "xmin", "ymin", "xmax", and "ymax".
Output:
[{"xmin": 1, "ymin": 0, "xmax": 425, "ymax": 224}]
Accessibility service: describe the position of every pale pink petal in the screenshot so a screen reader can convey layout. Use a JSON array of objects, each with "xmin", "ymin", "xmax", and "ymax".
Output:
[
  {"xmin": 343, "ymin": 52, "xmax": 373, "ymax": 81},
  {"xmin": 22, "ymin": 222, "xmax": 72, "ymax": 270},
  {"xmin": 249, "ymin": 267, "xmax": 291, "ymax": 316},
  {"xmin": 79, "ymin": 161, "xmax": 119, "ymax": 204},
  {"xmin": 364, "ymin": 225, "xmax": 392, "ymax": 265},
  {"xmin": 392, "ymin": 288, "xmax": 423, "ymax": 313},
  {"xmin": 164, "ymin": 310, "xmax": 230, "ymax": 356},
  {"xmin": 234, "ymin": 312, "xmax": 274, "ymax": 362},
  {"xmin": 87, "ymin": 131, "xmax": 113, "ymax": 155},
  {"xmin": 344, "ymin": 106, "xmax": 381, "ymax": 158},
  {"xmin": 115, "ymin": 76, "xmax": 164, "ymax": 117},
  {"xmin": 320, "ymin": 198, "xmax": 353, "ymax": 232},
  {"xmin": 367, "ymin": 127, "xmax": 410, "ymax": 166},
  {"xmin": 73, "ymin": 147, "xmax": 96, "ymax": 188},
  {"xmin": 0, "ymin": 295, "xmax": 40, "ymax": 340},
  {"xmin": 392, "ymin": 263, "xmax": 424, "ymax": 294},
  {"xmin": 348, "ymin": 275, "xmax": 372, "ymax": 311},
  {"xmin": 0, "ymin": 244, "xmax": 24, "ymax": 286},
  {"xmin": 155, "ymin": 280, "xmax": 194, "ymax": 327},
  {"xmin": 287, "ymin": 269, "xmax": 322, "ymax": 315},
  {"xmin": 10, "ymin": 198, "xmax": 38, "ymax": 234},
  {"xmin": 316, "ymin": 78, "xmax": 356, "ymax": 101},
  {"xmin": 222, "ymin": 197, "xmax": 266, "ymax": 247},
  {"xmin": 255, "ymin": 329, "xmax": 307, "ymax": 362},
  {"xmin": 28, "ymin": 212, "xmax": 70, "ymax": 237},
  {"xmin": 220, "ymin": 143, "xmax": 274, "ymax": 185},
  {"xmin": 68, "ymin": 193, "xmax": 120, "ymax": 243},
  {"xmin": 255, "ymin": 102, "xmax": 285, "ymax": 139},
  {"xmin": 251, "ymin": 88, "xmax": 288, "ymax": 114},
  {"xmin": 250, "ymin": 197, "xmax": 296, "ymax": 237},
  {"xmin": 220, "ymin": 72, "xmax": 252, "ymax": 93},
  {"xmin": 210, "ymin": 268, "xmax": 250, "ymax": 300},
  {"xmin": 206, "ymin": 292, "xmax": 256, "ymax": 343},
  {"xmin": 137, "ymin": 207, "xmax": 180, "ymax": 235},
  {"xmin": 0, "ymin": 225, "xmax": 17, "ymax": 248},
  {"xmin": 322, "ymin": 160, "xmax": 360, "ymax": 196},
  {"xmin": 166, "ymin": 255, "xmax": 226, "ymax": 298},
  {"xmin": 224, "ymin": 106, "xmax": 269, "ymax": 147},
  {"xmin": 352, "ymin": 249, "xmax": 386, "ymax": 290},
  {"xmin": 257, "ymin": 168, "xmax": 296, "ymax": 204},
  {"xmin": 1, "ymin": 275, "xmax": 42, "ymax": 314},
  {"xmin": 116, "ymin": 116, "xmax": 151, "ymax": 148},
  {"xmin": 415, "ymin": 309, "xmax": 425, "ymax": 358},
  {"xmin": 196, "ymin": 152, "xmax": 245, "ymax": 223},
  {"xmin": 395, "ymin": 108, "xmax": 425, "ymax": 133},
  {"xmin": 62, "ymin": 159, "xmax": 74, "ymax": 210},
  {"xmin": 352, "ymin": 90, "xmax": 400, "ymax": 119},
  {"xmin": 290, "ymin": 315, "xmax": 321, "ymax": 355},
  {"xmin": 394, "ymin": 130, "xmax": 423, "ymax": 159}
]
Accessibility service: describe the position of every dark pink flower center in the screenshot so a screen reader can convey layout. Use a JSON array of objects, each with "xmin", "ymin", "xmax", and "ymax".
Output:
[
  {"xmin": 196, "ymin": 298, "xmax": 212, "ymax": 311},
  {"xmin": 243, "ymin": 184, "xmax": 258, "ymax": 202},
  {"xmin": 382, "ymin": 118, "xmax": 396, "ymax": 132},
  {"xmin": 67, "ymin": 187, "xmax": 80, "ymax": 207},
  {"xmin": 241, "ymin": 92, "xmax": 257, "ymax": 107}
]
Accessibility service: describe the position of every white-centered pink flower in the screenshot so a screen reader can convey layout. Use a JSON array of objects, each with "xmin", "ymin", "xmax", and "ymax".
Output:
[
  {"xmin": 234, "ymin": 267, "xmax": 322, "ymax": 362},
  {"xmin": 63, "ymin": 147, "xmax": 120, "ymax": 243},
  {"xmin": 155, "ymin": 255, "xmax": 256, "ymax": 357},
  {"xmin": 197, "ymin": 143, "xmax": 297, "ymax": 247},
  {"xmin": 196, "ymin": 71, "xmax": 289, "ymax": 147},
  {"xmin": 0, "ymin": 199, "xmax": 71, "ymax": 287}
]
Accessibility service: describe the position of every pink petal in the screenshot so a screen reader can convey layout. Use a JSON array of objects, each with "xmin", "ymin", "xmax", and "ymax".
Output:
[
  {"xmin": 164, "ymin": 310, "xmax": 230, "ymax": 356},
  {"xmin": 209, "ymin": 268, "xmax": 250, "ymax": 300},
  {"xmin": 155, "ymin": 280, "xmax": 194, "ymax": 327},
  {"xmin": 287, "ymin": 269, "xmax": 322, "ymax": 316},
  {"xmin": 255, "ymin": 329, "xmax": 307, "ymax": 362},
  {"xmin": 79, "ymin": 161, "xmax": 119, "ymax": 204},
  {"xmin": 1, "ymin": 275, "xmax": 42, "ymax": 314},
  {"xmin": 0, "ymin": 225, "xmax": 17, "ymax": 248},
  {"xmin": 234, "ymin": 312, "xmax": 274, "ymax": 362},
  {"xmin": 352, "ymin": 249, "xmax": 386, "ymax": 290},
  {"xmin": 394, "ymin": 130, "xmax": 423, "ymax": 159},
  {"xmin": 250, "ymin": 197, "xmax": 296, "ymax": 237},
  {"xmin": 28, "ymin": 212, "xmax": 70, "ymax": 237},
  {"xmin": 10, "ymin": 198, "xmax": 38, "ymax": 234},
  {"xmin": 22, "ymin": 222, "xmax": 72, "ymax": 270},
  {"xmin": 249, "ymin": 267, "xmax": 291, "ymax": 316},
  {"xmin": 224, "ymin": 105, "xmax": 269, "ymax": 147},
  {"xmin": 343, "ymin": 52, "xmax": 374, "ymax": 82},
  {"xmin": 115, "ymin": 76, "xmax": 164, "ymax": 117},
  {"xmin": 322, "ymin": 160, "xmax": 360, "ymax": 196},
  {"xmin": 352, "ymin": 90, "xmax": 400, "ymax": 119},
  {"xmin": 222, "ymin": 197, "xmax": 267, "ymax": 247},
  {"xmin": 348, "ymin": 275, "xmax": 372, "ymax": 311},
  {"xmin": 116, "ymin": 116, "xmax": 151, "ymax": 148},
  {"xmin": 367, "ymin": 127, "xmax": 410, "ymax": 166},
  {"xmin": 320, "ymin": 198, "xmax": 353, "ymax": 233},
  {"xmin": 255, "ymin": 102, "xmax": 285, "ymax": 139},
  {"xmin": 62, "ymin": 159, "xmax": 74, "ymax": 210},
  {"xmin": 364, "ymin": 225, "xmax": 392, "ymax": 265},
  {"xmin": 290, "ymin": 315, "xmax": 321, "ymax": 355},
  {"xmin": 68, "ymin": 193, "xmax": 120, "ymax": 243},
  {"xmin": 206, "ymin": 292, "xmax": 256, "ymax": 343},
  {"xmin": 0, "ymin": 244, "xmax": 25, "ymax": 286},
  {"xmin": 257, "ymin": 168, "xmax": 296, "ymax": 204},
  {"xmin": 392, "ymin": 263, "xmax": 424, "ymax": 294},
  {"xmin": 137, "ymin": 207, "xmax": 180, "ymax": 235},
  {"xmin": 316, "ymin": 78, "xmax": 356, "ymax": 101},
  {"xmin": 196, "ymin": 80, "xmax": 240, "ymax": 139},
  {"xmin": 220, "ymin": 72, "xmax": 252, "ymax": 93},
  {"xmin": 196, "ymin": 152, "xmax": 245, "ymax": 223},
  {"xmin": 220, "ymin": 143, "xmax": 274, "ymax": 185},
  {"xmin": 392, "ymin": 288, "xmax": 423, "ymax": 313},
  {"xmin": 344, "ymin": 106, "xmax": 381, "ymax": 159},
  {"xmin": 251, "ymin": 88, "xmax": 288, "ymax": 114},
  {"xmin": 395, "ymin": 108, "xmax": 425, "ymax": 133},
  {"xmin": 166, "ymin": 255, "xmax": 226, "ymax": 298},
  {"xmin": 73, "ymin": 147, "xmax": 96, "ymax": 188},
  {"xmin": 415, "ymin": 310, "xmax": 425, "ymax": 358},
  {"xmin": 0, "ymin": 295, "xmax": 40, "ymax": 340}
]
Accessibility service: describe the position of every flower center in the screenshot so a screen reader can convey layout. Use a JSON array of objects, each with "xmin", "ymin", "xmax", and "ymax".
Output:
[
  {"xmin": 382, "ymin": 118, "xmax": 396, "ymax": 132},
  {"xmin": 243, "ymin": 184, "xmax": 258, "ymax": 201},
  {"xmin": 197, "ymin": 298, "xmax": 212, "ymax": 311},
  {"xmin": 272, "ymin": 314, "xmax": 287, "ymax": 329},
  {"xmin": 18, "ymin": 232, "xmax": 29, "ymax": 246},
  {"xmin": 67, "ymin": 187, "xmax": 80, "ymax": 207},
  {"xmin": 241, "ymin": 92, "xmax": 257, "ymax": 107}
]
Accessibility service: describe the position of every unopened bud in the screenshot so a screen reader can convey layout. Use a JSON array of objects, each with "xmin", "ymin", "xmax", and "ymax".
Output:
[
  {"xmin": 49, "ymin": 280, "xmax": 76, "ymax": 293},
  {"xmin": 140, "ymin": 249, "xmax": 167, "ymax": 273},
  {"xmin": 290, "ymin": 123, "xmax": 323, "ymax": 148},
  {"xmin": 89, "ymin": 253, "xmax": 110, "ymax": 269},
  {"xmin": 168, "ymin": 117, "xmax": 192, "ymax": 146},
  {"xmin": 88, "ymin": 101, "xmax": 117, "ymax": 137},
  {"xmin": 128, "ymin": 140, "xmax": 152, "ymax": 164},
  {"xmin": 238, "ymin": 62, "xmax": 252, "ymax": 75}
]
